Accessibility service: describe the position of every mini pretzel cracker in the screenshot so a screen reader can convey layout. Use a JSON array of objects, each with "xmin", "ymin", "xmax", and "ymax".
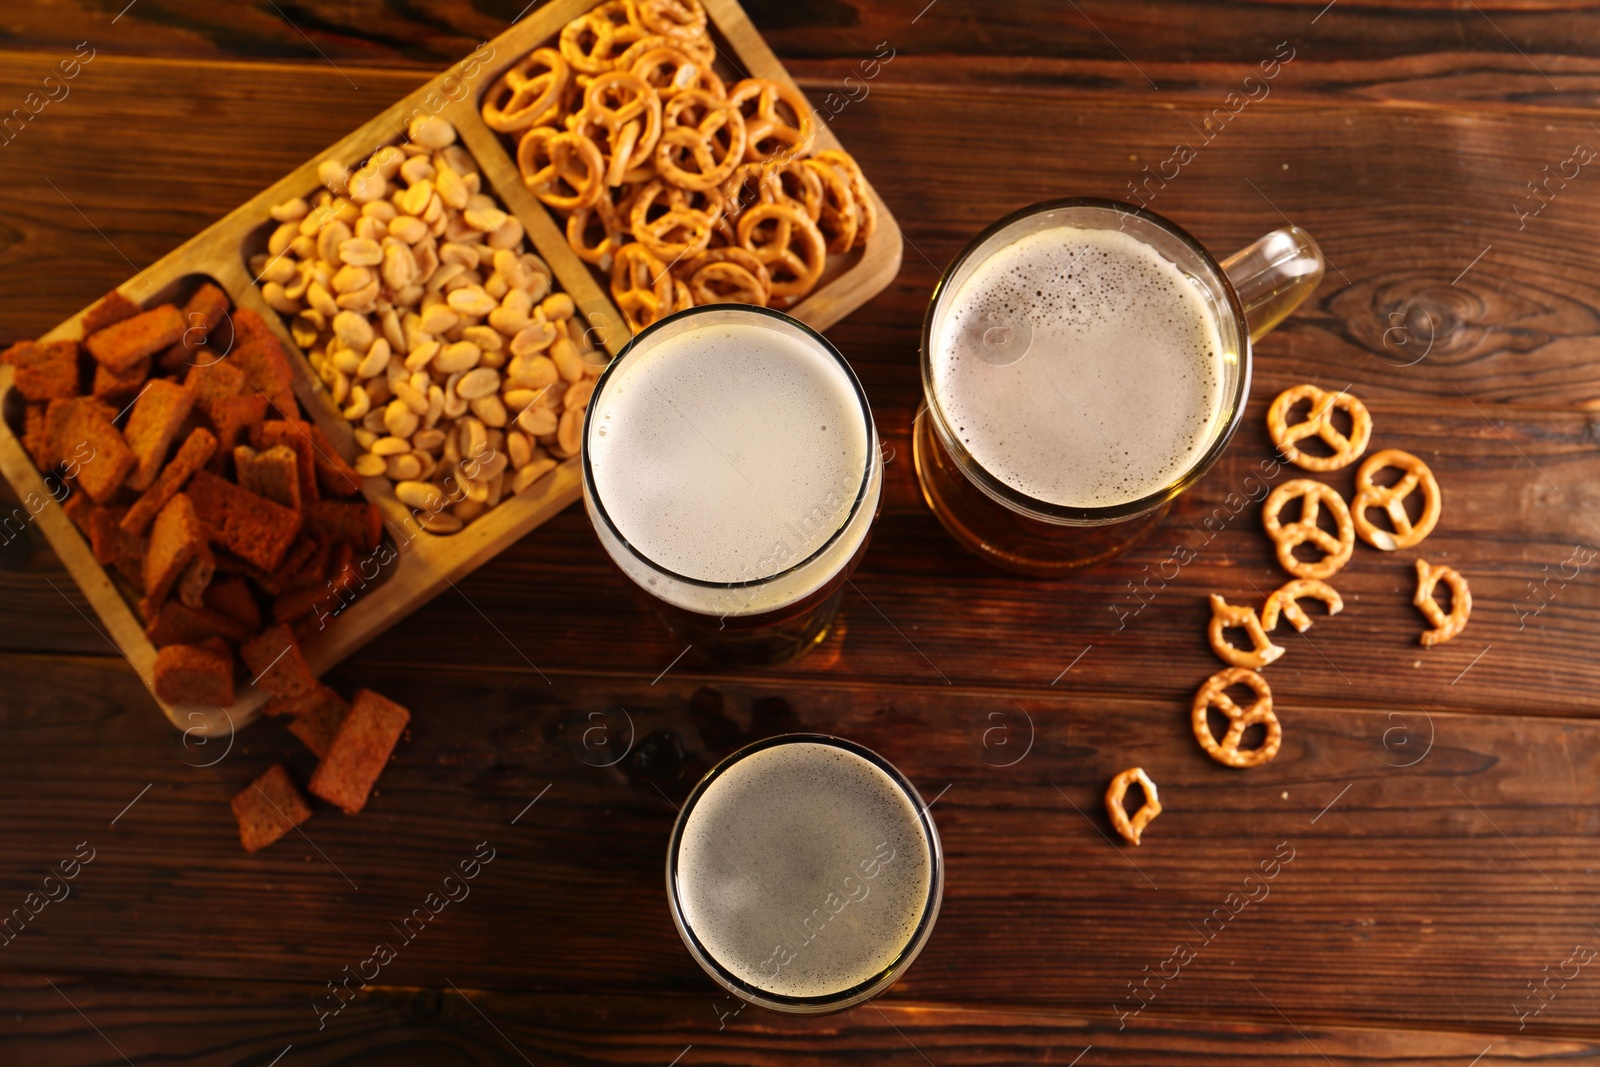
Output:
[
  {"xmin": 1208, "ymin": 594, "xmax": 1285, "ymax": 668},
  {"xmin": 1192, "ymin": 668, "xmax": 1282, "ymax": 769},
  {"xmin": 1261, "ymin": 579, "xmax": 1343, "ymax": 633},
  {"xmin": 1267, "ymin": 384, "xmax": 1372, "ymax": 472},
  {"xmin": 1352, "ymin": 448, "xmax": 1441, "ymax": 552},
  {"xmin": 1105, "ymin": 768, "xmax": 1162, "ymax": 846},
  {"xmin": 1262, "ymin": 478, "xmax": 1355, "ymax": 580},
  {"xmin": 488, "ymin": 1, "xmax": 875, "ymax": 332},
  {"xmin": 1413, "ymin": 559, "xmax": 1471, "ymax": 647}
]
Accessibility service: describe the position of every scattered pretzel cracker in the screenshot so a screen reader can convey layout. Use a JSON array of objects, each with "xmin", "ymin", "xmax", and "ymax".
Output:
[
  {"xmin": 1414, "ymin": 559, "xmax": 1471, "ymax": 647},
  {"xmin": 1353, "ymin": 448, "xmax": 1441, "ymax": 552},
  {"xmin": 1261, "ymin": 579, "xmax": 1343, "ymax": 633},
  {"xmin": 1267, "ymin": 384, "xmax": 1372, "ymax": 472},
  {"xmin": 1192, "ymin": 667, "xmax": 1281, "ymax": 769},
  {"xmin": 1105, "ymin": 768, "xmax": 1162, "ymax": 846},
  {"xmin": 1208, "ymin": 594, "xmax": 1285, "ymax": 668},
  {"xmin": 1262, "ymin": 478, "xmax": 1354, "ymax": 580}
]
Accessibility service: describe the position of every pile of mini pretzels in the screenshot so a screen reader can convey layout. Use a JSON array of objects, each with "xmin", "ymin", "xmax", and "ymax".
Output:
[
  {"xmin": 1107, "ymin": 384, "xmax": 1471, "ymax": 846},
  {"xmin": 481, "ymin": 0, "xmax": 875, "ymax": 333}
]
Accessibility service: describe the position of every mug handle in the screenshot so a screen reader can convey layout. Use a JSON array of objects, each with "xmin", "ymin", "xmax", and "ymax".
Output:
[{"xmin": 1219, "ymin": 226, "xmax": 1325, "ymax": 343}]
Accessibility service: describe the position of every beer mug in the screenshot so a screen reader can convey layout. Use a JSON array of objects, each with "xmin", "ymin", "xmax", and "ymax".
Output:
[
  {"xmin": 583, "ymin": 305, "xmax": 882, "ymax": 666},
  {"xmin": 667, "ymin": 733, "xmax": 944, "ymax": 1014},
  {"xmin": 914, "ymin": 197, "xmax": 1324, "ymax": 576}
]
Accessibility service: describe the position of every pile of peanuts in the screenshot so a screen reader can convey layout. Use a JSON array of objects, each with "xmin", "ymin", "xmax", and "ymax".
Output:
[{"xmin": 249, "ymin": 114, "xmax": 604, "ymax": 534}]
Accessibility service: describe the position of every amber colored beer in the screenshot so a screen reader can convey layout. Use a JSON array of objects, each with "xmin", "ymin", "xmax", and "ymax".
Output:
[{"xmin": 916, "ymin": 198, "xmax": 1323, "ymax": 576}]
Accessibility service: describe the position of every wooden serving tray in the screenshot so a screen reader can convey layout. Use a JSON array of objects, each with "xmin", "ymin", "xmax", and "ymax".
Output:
[{"xmin": 0, "ymin": 0, "xmax": 900, "ymax": 739}]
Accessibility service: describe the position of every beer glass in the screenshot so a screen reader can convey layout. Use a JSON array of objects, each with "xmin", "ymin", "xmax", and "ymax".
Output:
[
  {"xmin": 583, "ymin": 305, "xmax": 882, "ymax": 666},
  {"xmin": 667, "ymin": 733, "xmax": 944, "ymax": 1014},
  {"xmin": 914, "ymin": 198, "xmax": 1324, "ymax": 576}
]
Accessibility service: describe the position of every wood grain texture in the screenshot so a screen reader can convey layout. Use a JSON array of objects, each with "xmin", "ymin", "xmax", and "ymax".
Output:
[
  {"xmin": 3, "ymin": 975, "xmax": 1593, "ymax": 1065},
  {"xmin": 8, "ymin": 0, "xmax": 1600, "ymax": 106},
  {"xmin": 3, "ymin": 654, "xmax": 1598, "ymax": 1038}
]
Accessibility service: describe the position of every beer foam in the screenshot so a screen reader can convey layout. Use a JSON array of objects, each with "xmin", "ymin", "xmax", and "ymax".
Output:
[
  {"xmin": 586, "ymin": 318, "xmax": 878, "ymax": 616},
  {"xmin": 932, "ymin": 224, "xmax": 1229, "ymax": 509},
  {"xmin": 674, "ymin": 742, "xmax": 933, "ymax": 1000}
]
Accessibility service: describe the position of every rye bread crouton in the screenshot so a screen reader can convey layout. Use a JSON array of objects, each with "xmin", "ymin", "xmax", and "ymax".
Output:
[
  {"xmin": 308, "ymin": 423, "xmax": 363, "ymax": 497},
  {"xmin": 240, "ymin": 623, "xmax": 317, "ymax": 698},
  {"xmin": 153, "ymin": 637, "xmax": 234, "ymax": 706},
  {"xmin": 143, "ymin": 600, "xmax": 251, "ymax": 647},
  {"xmin": 80, "ymin": 290, "xmax": 142, "ymax": 337},
  {"xmin": 234, "ymin": 444, "xmax": 301, "ymax": 511},
  {"xmin": 203, "ymin": 394, "xmax": 271, "ymax": 473},
  {"xmin": 229, "ymin": 309, "xmax": 298, "ymax": 419},
  {"xmin": 61, "ymin": 490, "xmax": 94, "ymax": 534},
  {"xmin": 123, "ymin": 379, "xmax": 195, "ymax": 492},
  {"xmin": 308, "ymin": 689, "xmax": 410, "ymax": 814},
  {"xmin": 187, "ymin": 469, "xmax": 302, "ymax": 572},
  {"xmin": 120, "ymin": 427, "xmax": 216, "ymax": 536},
  {"xmin": 91, "ymin": 357, "xmax": 151, "ymax": 402},
  {"xmin": 3, "ymin": 339, "xmax": 80, "ymax": 401},
  {"xmin": 141, "ymin": 492, "xmax": 204, "ymax": 611},
  {"xmin": 21, "ymin": 403, "xmax": 56, "ymax": 470},
  {"xmin": 185, "ymin": 359, "xmax": 245, "ymax": 418},
  {"xmin": 177, "ymin": 542, "xmax": 215, "ymax": 608},
  {"xmin": 57, "ymin": 399, "xmax": 135, "ymax": 503},
  {"xmin": 202, "ymin": 574, "xmax": 262, "ymax": 631},
  {"xmin": 85, "ymin": 305, "xmax": 185, "ymax": 373},
  {"xmin": 284, "ymin": 686, "xmax": 351, "ymax": 758},
  {"xmin": 250, "ymin": 420, "xmax": 319, "ymax": 505},
  {"xmin": 304, "ymin": 499, "xmax": 382, "ymax": 553},
  {"xmin": 230, "ymin": 764, "xmax": 312, "ymax": 853}
]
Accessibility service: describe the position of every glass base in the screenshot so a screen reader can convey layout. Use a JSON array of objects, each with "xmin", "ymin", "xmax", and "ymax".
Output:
[
  {"xmin": 654, "ymin": 586, "xmax": 847, "ymax": 668},
  {"xmin": 912, "ymin": 414, "xmax": 1168, "ymax": 577}
]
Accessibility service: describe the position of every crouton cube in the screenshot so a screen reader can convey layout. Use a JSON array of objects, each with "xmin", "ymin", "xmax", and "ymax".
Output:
[
  {"xmin": 202, "ymin": 574, "xmax": 262, "ymax": 631},
  {"xmin": 121, "ymin": 427, "xmax": 216, "ymax": 536},
  {"xmin": 91, "ymin": 356, "xmax": 151, "ymax": 402},
  {"xmin": 308, "ymin": 423, "xmax": 364, "ymax": 498},
  {"xmin": 308, "ymin": 689, "xmax": 410, "ymax": 814},
  {"xmin": 123, "ymin": 379, "xmax": 195, "ymax": 492},
  {"xmin": 203, "ymin": 394, "xmax": 271, "ymax": 472},
  {"xmin": 304, "ymin": 499, "xmax": 382, "ymax": 552},
  {"xmin": 80, "ymin": 290, "xmax": 143, "ymax": 337},
  {"xmin": 153, "ymin": 638, "xmax": 235, "ymax": 706},
  {"xmin": 284, "ymin": 686, "xmax": 351, "ymax": 758},
  {"xmin": 143, "ymin": 600, "xmax": 251, "ymax": 647},
  {"xmin": 186, "ymin": 469, "xmax": 302, "ymax": 572},
  {"xmin": 234, "ymin": 444, "xmax": 301, "ymax": 511},
  {"xmin": 57, "ymin": 399, "xmax": 135, "ymax": 503},
  {"xmin": 85, "ymin": 305, "xmax": 186, "ymax": 373},
  {"xmin": 250, "ymin": 420, "xmax": 319, "ymax": 505},
  {"xmin": 230, "ymin": 764, "xmax": 312, "ymax": 853},
  {"xmin": 21, "ymin": 403, "xmax": 56, "ymax": 469},
  {"xmin": 229, "ymin": 309, "xmax": 298, "ymax": 419},
  {"xmin": 240, "ymin": 623, "xmax": 316, "ymax": 699},
  {"xmin": 177, "ymin": 542, "xmax": 215, "ymax": 608},
  {"xmin": 141, "ymin": 492, "xmax": 203, "ymax": 610},
  {"xmin": 185, "ymin": 359, "xmax": 245, "ymax": 418},
  {"xmin": 4, "ymin": 339, "xmax": 81, "ymax": 401}
]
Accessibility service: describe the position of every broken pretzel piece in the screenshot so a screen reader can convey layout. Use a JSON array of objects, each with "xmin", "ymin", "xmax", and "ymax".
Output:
[
  {"xmin": 1261, "ymin": 579, "xmax": 1344, "ymax": 633},
  {"xmin": 1105, "ymin": 767, "xmax": 1162, "ymax": 846},
  {"xmin": 1208, "ymin": 594, "xmax": 1285, "ymax": 668},
  {"xmin": 1414, "ymin": 559, "xmax": 1471, "ymax": 647},
  {"xmin": 1192, "ymin": 667, "xmax": 1282, "ymax": 769}
]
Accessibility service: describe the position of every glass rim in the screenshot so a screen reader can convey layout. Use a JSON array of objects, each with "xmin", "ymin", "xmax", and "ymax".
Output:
[
  {"xmin": 583, "ymin": 304, "xmax": 879, "ymax": 592},
  {"xmin": 919, "ymin": 196, "xmax": 1254, "ymax": 526},
  {"xmin": 665, "ymin": 732, "xmax": 945, "ymax": 1013}
]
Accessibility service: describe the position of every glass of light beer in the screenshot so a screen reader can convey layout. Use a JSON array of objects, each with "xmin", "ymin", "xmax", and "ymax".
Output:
[
  {"xmin": 583, "ymin": 305, "xmax": 882, "ymax": 666},
  {"xmin": 915, "ymin": 198, "xmax": 1324, "ymax": 576},
  {"xmin": 667, "ymin": 733, "xmax": 943, "ymax": 1014}
]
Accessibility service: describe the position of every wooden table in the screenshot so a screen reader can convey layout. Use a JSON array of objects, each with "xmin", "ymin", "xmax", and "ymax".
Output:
[{"xmin": 4, "ymin": 1, "xmax": 1599, "ymax": 1062}]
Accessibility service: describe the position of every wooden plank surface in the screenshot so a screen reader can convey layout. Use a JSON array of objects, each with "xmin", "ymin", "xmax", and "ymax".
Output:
[
  {"xmin": 5, "ymin": 976, "xmax": 1594, "ymax": 1065},
  {"xmin": 4, "ymin": 0, "xmax": 1600, "ymax": 1062},
  {"xmin": 3, "ymin": 654, "xmax": 1598, "ymax": 1038}
]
